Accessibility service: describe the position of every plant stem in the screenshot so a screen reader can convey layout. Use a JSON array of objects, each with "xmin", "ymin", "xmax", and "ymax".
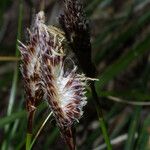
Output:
[
  {"xmin": 26, "ymin": 133, "xmax": 32, "ymax": 150},
  {"xmin": 27, "ymin": 110, "xmax": 35, "ymax": 134},
  {"xmin": 29, "ymin": 112, "xmax": 53, "ymax": 149},
  {"xmin": 26, "ymin": 110, "xmax": 35, "ymax": 150},
  {"xmin": 91, "ymin": 83, "xmax": 112, "ymax": 150}
]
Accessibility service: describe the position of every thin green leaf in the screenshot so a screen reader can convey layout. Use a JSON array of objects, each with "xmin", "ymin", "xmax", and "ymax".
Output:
[
  {"xmin": 136, "ymin": 115, "xmax": 150, "ymax": 150},
  {"xmin": 94, "ymin": 11, "xmax": 150, "ymax": 64},
  {"xmin": 0, "ymin": 111, "xmax": 26, "ymax": 128},
  {"xmin": 124, "ymin": 107, "xmax": 141, "ymax": 150},
  {"xmin": 95, "ymin": 34, "xmax": 150, "ymax": 92}
]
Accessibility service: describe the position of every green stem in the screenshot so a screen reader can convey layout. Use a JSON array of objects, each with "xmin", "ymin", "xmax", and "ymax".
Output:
[
  {"xmin": 26, "ymin": 133, "xmax": 32, "ymax": 150},
  {"xmin": 29, "ymin": 112, "xmax": 53, "ymax": 150},
  {"xmin": 91, "ymin": 83, "xmax": 112, "ymax": 150},
  {"xmin": 97, "ymin": 109, "xmax": 112, "ymax": 150}
]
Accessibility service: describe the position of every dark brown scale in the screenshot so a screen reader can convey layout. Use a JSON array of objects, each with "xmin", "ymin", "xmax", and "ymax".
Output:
[
  {"xmin": 48, "ymin": 87, "xmax": 57, "ymax": 97},
  {"xmin": 47, "ymin": 73, "xmax": 54, "ymax": 81},
  {"xmin": 51, "ymin": 100, "xmax": 58, "ymax": 107},
  {"xmin": 24, "ymin": 77, "xmax": 30, "ymax": 84},
  {"xmin": 66, "ymin": 111, "xmax": 74, "ymax": 117},
  {"xmin": 54, "ymin": 57, "xmax": 59, "ymax": 66},
  {"xmin": 72, "ymin": 100, "xmax": 80, "ymax": 105},
  {"xmin": 57, "ymin": 56, "xmax": 61, "ymax": 64},
  {"xmin": 30, "ymin": 73, "xmax": 39, "ymax": 82},
  {"xmin": 22, "ymin": 60, "xmax": 29, "ymax": 67},
  {"xmin": 29, "ymin": 46, "xmax": 35, "ymax": 53},
  {"xmin": 48, "ymin": 97, "xmax": 65, "ymax": 120},
  {"xmin": 65, "ymin": 104, "xmax": 75, "ymax": 110},
  {"xmin": 42, "ymin": 54, "xmax": 48, "ymax": 63},
  {"xmin": 75, "ymin": 107, "xmax": 80, "ymax": 113},
  {"xmin": 35, "ymin": 89, "xmax": 43, "ymax": 100},
  {"xmin": 57, "ymin": 111, "xmax": 65, "ymax": 119},
  {"xmin": 24, "ymin": 87, "xmax": 31, "ymax": 96},
  {"xmin": 22, "ymin": 53, "xmax": 30, "ymax": 63},
  {"xmin": 44, "ymin": 79, "xmax": 52, "ymax": 87},
  {"xmin": 72, "ymin": 85, "xmax": 82, "ymax": 90},
  {"xmin": 61, "ymin": 118, "xmax": 70, "ymax": 125},
  {"xmin": 56, "ymin": 106, "xmax": 63, "ymax": 113},
  {"xmin": 74, "ymin": 91, "xmax": 83, "ymax": 97},
  {"xmin": 32, "ymin": 34, "xmax": 37, "ymax": 43},
  {"xmin": 65, "ymin": 79, "xmax": 73, "ymax": 88},
  {"xmin": 72, "ymin": 112, "xmax": 80, "ymax": 119}
]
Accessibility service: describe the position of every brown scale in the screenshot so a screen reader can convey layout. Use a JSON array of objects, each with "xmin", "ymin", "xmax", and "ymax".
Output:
[
  {"xmin": 46, "ymin": 91, "xmax": 67, "ymax": 125},
  {"xmin": 43, "ymin": 62, "xmax": 72, "ymax": 128},
  {"xmin": 19, "ymin": 45, "xmax": 44, "ymax": 133},
  {"xmin": 28, "ymin": 46, "xmax": 35, "ymax": 53}
]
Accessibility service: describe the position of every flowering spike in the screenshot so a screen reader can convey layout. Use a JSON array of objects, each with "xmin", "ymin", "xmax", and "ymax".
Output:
[
  {"xmin": 41, "ymin": 52, "xmax": 87, "ymax": 128},
  {"xmin": 59, "ymin": 0, "xmax": 96, "ymax": 77},
  {"xmin": 18, "ymin": 11, "xmax": 48, "ymax": 132},
  {"xmin": 41, "ymin": 47, "xmax": 87, "ymax": 150},
  {"xmin": 39, "ymin": 12, "xmax": 88, "ymax": 150}
]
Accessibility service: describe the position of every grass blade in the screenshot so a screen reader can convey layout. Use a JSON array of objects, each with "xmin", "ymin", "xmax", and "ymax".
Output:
[
  {"xmin": 124, "ymin": 106, "xmax": 141, "ymax": 150},
  {"xmin": 0, "ymin": 110, "xmax": 26, "ymax": 128},
  {"xmin": 95, "ymin": 34, "xmax": 150, "ymax": 92},
  {"xmin": 5, "ymin": 0, "xmax": 23, "ymax": 128},
  {"xmin": 1, "ymin": 1, "xmax": 23, "ymax": 149},
  {"xmin": 29, "ymin": 112, "xmax": 53, "ymax": 149},
  {"xmin": 94, "ymin": 11, "xmax": 150, "ymax": 64},
  {"xmin": 136, "ymin": 115, "xmax": 150, "ymax": 150}
]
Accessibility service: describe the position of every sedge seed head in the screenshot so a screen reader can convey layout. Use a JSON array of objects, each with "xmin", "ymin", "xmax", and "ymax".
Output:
[
  {"xmin": 36, "ymin": 11, "xmax": 88, "ymax": 128},
  {"xmin": 19, "ymin": 11, "xmax": 88, "ymax": 129},
  {"xmin": 18, "ymin": 11, "xmax": 48, "ymax": 112}
]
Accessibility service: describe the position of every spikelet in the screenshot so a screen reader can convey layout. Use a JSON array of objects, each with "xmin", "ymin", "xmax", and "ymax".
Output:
[
  {"xmin": 59, "ymin": 0, "xmax": 88, "ymax": 41},
  {"xmin": 39, "ymin": 12, "xmax": 87, "ymax": 150},
  {"xmin": 40, "ymin": 17, "xmax": 88, "ymax": 150},
  {"xmin": 18, "ymin": 11, "xmax": 48, "ymax": 132},
  {"xmin": 59, "ymin": 0, "xmax": 96, "ymax": 77},
  {"xmin": 42, "ymin": 50, "xmax": 87, "ymax": 128}
]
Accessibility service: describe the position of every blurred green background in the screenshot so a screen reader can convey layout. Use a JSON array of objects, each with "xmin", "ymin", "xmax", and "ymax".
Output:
[{"xmin": 0, "ymin": 0, "xmax": 150, "ymax": 149}]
